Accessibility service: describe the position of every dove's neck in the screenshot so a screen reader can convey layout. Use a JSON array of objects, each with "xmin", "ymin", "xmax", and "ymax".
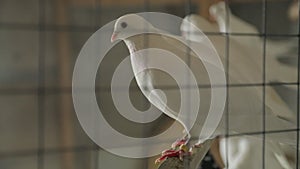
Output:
[
  {"xmin": 124, "ymin": 35, "xmax": 151, "ymax": 53},
  {"xmin": 123, "ymin": 36, "xmax": 150, "ymax": 80},
  {"xmin": 124, "ymin": 35, "xmax": 153, "ymax": 69},
  {"xmin": 124, "ymin": 39, "xmax": 137, "ymax": 54}
]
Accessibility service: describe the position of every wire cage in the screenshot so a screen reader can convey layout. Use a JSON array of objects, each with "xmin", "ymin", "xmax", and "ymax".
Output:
[{"xmin": 0, "ymin": 0, "xmax": 298, "ymax": 169}]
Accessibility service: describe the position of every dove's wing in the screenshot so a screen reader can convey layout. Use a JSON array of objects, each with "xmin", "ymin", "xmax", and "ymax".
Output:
[
  {"xmin": 167, "ymin": 31, "xmax": 296, "ymax": 123},
  {"xmin": 182, "ymin": 12, "xmax": 296, "ymax": 122},
  {"xmin": 203, "ymin": 40, "xmax": 296, "ymax": 144},
  {"xmin": 130, "ymin": 49, "xmax": 183, "ymax": 121}
]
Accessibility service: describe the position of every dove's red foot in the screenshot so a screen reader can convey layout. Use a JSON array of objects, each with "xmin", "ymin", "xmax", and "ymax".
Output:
[
  {"xmin": 171, "ymin": 139, "xmax": 188, "ymax": 149},
  {"xmin": 155, "ymin": 139, "xmax": 192, "ymax": 164}
]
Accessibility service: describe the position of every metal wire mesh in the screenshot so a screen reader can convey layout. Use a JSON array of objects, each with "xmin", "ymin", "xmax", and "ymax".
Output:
[{"xmin": 0, "ymin": 0, "xmax": 298, "ymax": 169}]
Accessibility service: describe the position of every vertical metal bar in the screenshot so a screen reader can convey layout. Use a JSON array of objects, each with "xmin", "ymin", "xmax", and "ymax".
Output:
[
  {"xmin": 224, "ymin": 0, "xmax": 230, "ymax": 169},
  {"xmin": 37, "ymin": 0, "xmax": 46, "ymax": 168},
  {"xmin": 94, "ymin": 0, "xmax": 101, "ymax": 168},
  {"xmin": 296, "ymin": 0, "xmax": 300, "ymax": 168},
  {"xmin": 184, "ymin": 1, "xmax": 192, "ymax": 168},
  {"xmin": 262, "ymin": 0, "xmax": 267, "ymax": 168},
  {"xmin": 143, "ymin": 1, "xmax": 150, "ymax": 169},
  {"xmin": 185, "ymin": 0, "xmax": 192, "ymax": 15}
]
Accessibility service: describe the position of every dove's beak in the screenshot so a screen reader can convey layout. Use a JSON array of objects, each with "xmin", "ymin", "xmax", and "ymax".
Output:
[{"xmin": 111, "ymin": 32, "xmax": 118, "ymax": 42}]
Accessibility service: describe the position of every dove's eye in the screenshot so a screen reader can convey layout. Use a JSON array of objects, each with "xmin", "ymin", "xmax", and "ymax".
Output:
[{"xmin": 121, "ymin": 22, "xmax": 127, "ymax": 28}]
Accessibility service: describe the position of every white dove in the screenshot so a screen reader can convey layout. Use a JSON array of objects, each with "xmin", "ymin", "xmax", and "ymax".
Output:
[
  {"xmin": 181, "ymin": 3, "xmax": 297, "ymax": 169},
  {"xmin": 111, "ymin": 14, "xmax": 297, "ymax": 169}
]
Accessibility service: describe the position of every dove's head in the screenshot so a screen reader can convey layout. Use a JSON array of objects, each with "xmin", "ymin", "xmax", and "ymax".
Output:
[{"xmin": 111, "ymin": 14, "xmax": 156, "ymax": 42}]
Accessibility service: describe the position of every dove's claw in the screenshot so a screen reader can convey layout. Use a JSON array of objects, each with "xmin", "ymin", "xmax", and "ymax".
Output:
[
  {"xmin": 155, "ymin": 149, "xmax": 191, "ymax": 164},
  {"xmin": 171, "ymin": 139, "xmax": 188, "ymax": 149},
  {"xmin": 155, "ymin": 149, "xmax": 181, "ymax": 164},
  {"xmin": 155, "ymin": 140, "xmax": 192, "ymax": 164},
  {"xmin": 156, "ymin": 139, "xmax": 213, "ymax": 169}
]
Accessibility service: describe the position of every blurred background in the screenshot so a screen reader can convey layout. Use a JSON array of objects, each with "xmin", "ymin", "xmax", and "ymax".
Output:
[{"xmin": 0, "ymin": 0, "xmax": 298, "ymax": 169}]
